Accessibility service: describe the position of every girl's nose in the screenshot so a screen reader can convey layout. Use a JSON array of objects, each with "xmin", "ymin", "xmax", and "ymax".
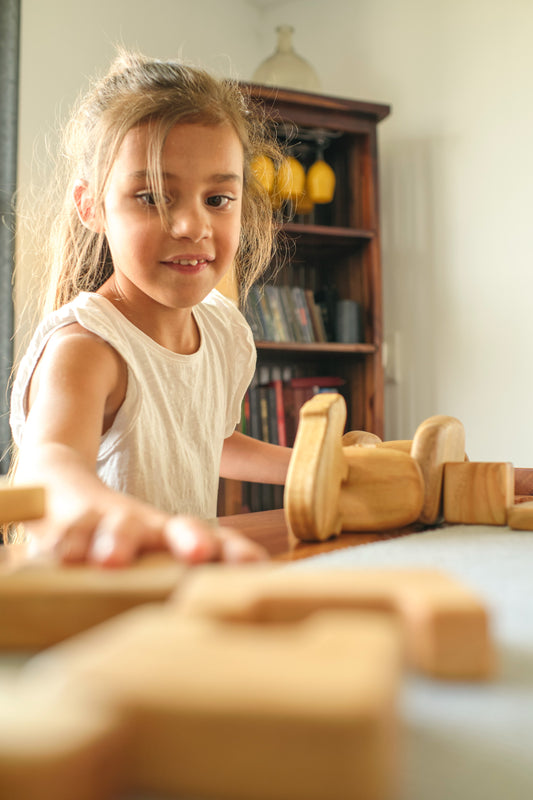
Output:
[{"xmin": 169, "ymin": 202, "xmax": 210, "ymax": 242}]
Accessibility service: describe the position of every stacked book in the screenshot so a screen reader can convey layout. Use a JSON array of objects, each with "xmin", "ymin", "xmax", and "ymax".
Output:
[{"xmin": 244, "ymin": 284, "xmax": 328, "ymax": 344}]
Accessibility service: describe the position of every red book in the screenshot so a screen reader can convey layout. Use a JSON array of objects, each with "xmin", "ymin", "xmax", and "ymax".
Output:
[
  {"xmin": 270, "ymin": 378, "xmax": 287, "ymax": 447},
  {"xmin": 288, "ymin": 376, "xmax": 345, "ymax": 389}
]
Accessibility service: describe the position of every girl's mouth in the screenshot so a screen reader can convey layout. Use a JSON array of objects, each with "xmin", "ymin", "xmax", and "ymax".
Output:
[{"xmin": 162, "ymin": 258, "xmax": 211, "ymax": 273}]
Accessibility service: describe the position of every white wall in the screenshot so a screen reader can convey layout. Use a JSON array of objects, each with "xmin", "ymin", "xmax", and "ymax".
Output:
[
  {"xmin": 258, "ymin": 0, "xmax": 533, "ymax": 466},
  {"xmin": 17, "ymin": 0, "xmax": 533, "ymax": 465},
  {"xmin": 16, "ymin": 0, "xmax": 262, "ymax": 343}
]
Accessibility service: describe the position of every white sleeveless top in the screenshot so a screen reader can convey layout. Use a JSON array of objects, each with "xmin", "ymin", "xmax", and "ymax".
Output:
[{"xmin": 10, "ymin": 290, "xmax": 256, "ymax": 519}]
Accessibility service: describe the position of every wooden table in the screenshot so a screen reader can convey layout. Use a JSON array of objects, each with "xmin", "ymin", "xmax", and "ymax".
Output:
[
  {"xmin": 221, "ymin": 507, "xmax": 425, "ymax": 561},
  {"xmin": 222, "ymin": 467, "xmax": 533, "ymax": 561}
]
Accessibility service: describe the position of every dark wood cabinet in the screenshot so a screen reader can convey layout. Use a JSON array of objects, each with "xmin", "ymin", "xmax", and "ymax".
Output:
[{"xmin": 219, "ymin": 84, "xmax": 390, "ymax": 515}]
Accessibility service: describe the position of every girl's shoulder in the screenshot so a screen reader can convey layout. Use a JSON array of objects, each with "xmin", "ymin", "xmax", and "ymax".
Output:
[
  {"xmin": 19, "ymin": 293, "xmax": 125, "ymax": 366},
  {"xmin": 11, "ymin": 295, "xmax": 128, "ymax": 442},
  {"xmin": 199, "ymin": 289, "xmax": 250, "ymax": 330}
]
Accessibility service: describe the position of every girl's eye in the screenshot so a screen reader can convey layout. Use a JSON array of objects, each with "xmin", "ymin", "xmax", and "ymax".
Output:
[
  {"xmin": 206, "ymin": 195, "xmax": 234, "ymax": 209},
  {"xmin": 135, "ymin": 192, "xmax": 170, "ymax": 207}
]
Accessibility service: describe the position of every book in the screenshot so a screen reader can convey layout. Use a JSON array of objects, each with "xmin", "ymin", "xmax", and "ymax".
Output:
[
  {"xmin": 305, "ymin": 289, "xmax": 328, "ymax": 343},
  {"xmin": 290, "ymin": 286, "xmax": 315, "ymax": 343},
  {"xmin": 246, "ymin": 375, "xmax": 262, "ymax": 442},
  {"xmin": 288, "ymin": 376, "xmax": 346, "ymax": 390},
  {"xmin": 283, "ymin": 376, "xmax": 346, "ymax": 446},
  {"xmin": 279, "ymin": 285, "xmax": 304, "ymax": 343},
  {"xmin": 243, "ymin": 287, "xmax": 265, "ymax": 341},
  {"xmin": 255, "ymin": 287, "xmax": 277, "ymax": 341},
  {"xmin": 264, "ymin": 285, "xmax": 291, "ymax": 342},
  {"xmin": 270, "ymin": 377, "xmax": 287, "ymax": 447}
]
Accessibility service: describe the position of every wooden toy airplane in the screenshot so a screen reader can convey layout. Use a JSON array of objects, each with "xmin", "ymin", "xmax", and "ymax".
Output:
[{"xmin": 284, "ymin": 393, "xmax": 522, "ymax": 541}]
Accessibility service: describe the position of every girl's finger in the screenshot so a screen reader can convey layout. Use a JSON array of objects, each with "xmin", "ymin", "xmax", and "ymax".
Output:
[
  {"xmin": 54, "ymin": 510, "xmax": 102, "ymax": 563},
  {"xmin": 88, "ymin": 512, "xmax": 166, "ymax": 567},
  {"xmin": 164, "ymin": 516, "xmax": 222, "ymax": 564},
  {"xmin": 216, "ymin": 526, "xmax": 269, "ymax": 563}
]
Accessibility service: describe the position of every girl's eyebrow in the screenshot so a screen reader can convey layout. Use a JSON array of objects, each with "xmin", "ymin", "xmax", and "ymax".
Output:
[
  {"xmin": 128, "ymin": 170, "xmax": 242, "ymax": 184},
  {"xmin": 210, "ymin": 172, "xmax": 243, "ymax": 185}
]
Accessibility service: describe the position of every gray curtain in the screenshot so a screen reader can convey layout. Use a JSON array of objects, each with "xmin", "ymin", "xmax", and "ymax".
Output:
[{"xmin": 0, "ymin": 0, "xmax": 20, "ymax": 474}]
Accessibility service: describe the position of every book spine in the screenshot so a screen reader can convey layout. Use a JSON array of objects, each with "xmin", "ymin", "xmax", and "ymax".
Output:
[
  {"xmin": 279, "ymin": 285, "xmax": 302, "ymax": 342},
  {"xmin": 257, "ymin": 288, "xmax": 277, "ymax": 341},
  {"xmin": 244, "ymin": 287, "xmax": 265, "ymax": 341},
  {"xmin": 291, "ymin": 286, "xmax": 314, "ymax": 343},
  {"xmin": 270, "ymin": 378, "xmax": 287, "ymax": 447},
  {"xmin": 305, "ymin": 289, "xmax": 328, "ymax": 342},
  {"xmin": 265, "ymin": 285, "xmax": 290, "ymax": 342}
]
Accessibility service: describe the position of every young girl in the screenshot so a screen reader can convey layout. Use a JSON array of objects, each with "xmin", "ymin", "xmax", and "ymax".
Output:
[{"xmin": 9, "ymin": 51, "xmax": 291, "ymax": 566}]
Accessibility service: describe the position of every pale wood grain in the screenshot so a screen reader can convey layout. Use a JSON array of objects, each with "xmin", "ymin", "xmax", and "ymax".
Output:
[
  {"xmin": 443, "ymin": 462, "xmax": 514, "ymax": 525},
  {"xmin": 410, "ymin": 415, "xmax": 466, "ymax": 524},
  {"xmin": 178, "ymin": 564, "xmax": 494, "ymax": 680},
  {"xmin": 30, "ymin": 603, "xmax": 402, "ymax": 800},
  {"xmin": 0, "ymin": 482, "xmax": 46, "ymax": 524}
]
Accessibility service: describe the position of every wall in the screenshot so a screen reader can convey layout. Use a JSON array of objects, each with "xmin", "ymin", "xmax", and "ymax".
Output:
[
  {"xmin": 17, "ymin": 0, "xmax": 533, "ymax": 465},
  {"xmin": 258, "ymin": 0, "xmax": 533, "ymax": 466},
  {"xmin": 15, "ymin": 0, "xmax": 261, "ymax": 345}
]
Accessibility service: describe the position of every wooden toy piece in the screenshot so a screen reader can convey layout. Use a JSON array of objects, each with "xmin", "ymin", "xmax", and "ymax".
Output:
[
  {"xmin": 410, "ymin": 415, "xmax": 466, "ymax": 524},
  {"xmin": 178, "ymin": 564, "xmax": 494, "ymax": 680},
  {"xmin": 377, "ymin": 439, "xmax": 413, "ymax": 455},
  {"xmin": 28, "ymin": 603, "xmax": 402, "ymax": 800},
  {"xmin": 284, "ymin": 391, "xmax": 349, "ymax": 541},
  {"xmin": 341, "ymin": 432, "xmax": 412, "ymax": 455},
  {"xmin": 507, "ymin": 501, "xmax": 533, "ymax": 530},
  {"xmin": 340, "ymin": 446, "xmax": 425, "ymax": 532},
  {"xmin": 0, "ymin": 482, "xmax": 46, "ymax": 524},
  {"xmin": 342, "ymin": 430, "xmax": 383, "ymax": 447},
  {"xmin": 285, "ymin": 393, "xmax": 426, "ymax": 541},
  {"xmin": 0, "ymin": 678, "xmax": 125, "ymax": 800},
  {"xmin": 443, "ymin": 461, "xmax": 514, "ymax": 525},
  {"xmin": 0, "ymin": 553, "xmax": 186, "ymax": 650}
]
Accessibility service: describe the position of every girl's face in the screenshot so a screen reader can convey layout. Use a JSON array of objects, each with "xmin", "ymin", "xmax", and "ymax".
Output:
[{"xmin": 97, "ymin": 121, "xmax": 243, "ymax": 313}]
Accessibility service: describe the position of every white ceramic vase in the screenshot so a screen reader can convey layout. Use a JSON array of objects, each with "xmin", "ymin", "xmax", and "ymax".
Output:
[{"xmin": 252, "ymin": 25, "xmax": 321, "ymax": 92}]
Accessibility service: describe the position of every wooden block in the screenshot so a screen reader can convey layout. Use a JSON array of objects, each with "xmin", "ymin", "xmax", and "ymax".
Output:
[
  {"xmin": 29, "ymin": 604, "xmax": 402, "ymax": 800},
  {"xmin": 284, "ymin": 392, "xmax": 349, "ymax": 541},
  {"xmin": 507, "ymin": 501, "xmax": 533, "ymax": 530},
  {"xmin": 178, "ymin": 564, "xmax": 494, "ymax": 680},
  {"xmin": 410, "ymin": 415, "xmax": 466, "ymax": 524},
  {"xmin": 340, "ymin": 446, "xmax": 424, "ymax": 531},
  {"xmin": 0, "ymin": 553, "xmax": 185, "ymax": 650},
  {"xmin": 0, "ymin": 483, "xmax": 46, "ymax": 524},
  {"xmin": 0, "ymin": 678, "xmax": 125, "ymax": 800},
  {"xmin": 377, "ymin": 439, "xmax": 413, "ymax": 454},
  {"xmin": 342, "ymin": 430, "xmax": 382, "ymax": 447},
  {"xmin": 443, "ymin": 461, "xmax": 514, "ymax": 525}
]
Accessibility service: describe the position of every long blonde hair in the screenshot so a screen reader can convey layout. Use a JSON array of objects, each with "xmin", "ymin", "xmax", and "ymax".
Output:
[{"xmin": 42, "ymin": 50, "xmax": 282, "ymax": 313}]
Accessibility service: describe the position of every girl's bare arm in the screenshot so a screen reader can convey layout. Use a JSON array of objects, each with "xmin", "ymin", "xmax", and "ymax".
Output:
[
  {"xmin": 15, "ymin": 328, "xmax": 266, "ymax": 566},
  {"xmin": 220, "ymin": 430, "xmax": 292, "ymax": 485}
]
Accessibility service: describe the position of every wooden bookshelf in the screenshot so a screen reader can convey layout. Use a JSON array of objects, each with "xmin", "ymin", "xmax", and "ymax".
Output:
[{"xmin": 218, "ymin": 83, "xmax": 390, "ymax": 515}]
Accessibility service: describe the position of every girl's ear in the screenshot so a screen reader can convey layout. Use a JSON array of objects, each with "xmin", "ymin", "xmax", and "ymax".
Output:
[{"xmin": 73, "ymin": 180, "xmax": 104, "ymax": 232}]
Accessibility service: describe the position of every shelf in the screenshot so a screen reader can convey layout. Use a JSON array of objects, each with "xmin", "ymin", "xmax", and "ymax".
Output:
[
  {"xmin": 282, "ymin": 223, "xmax": 375, "ymax": 254},
  {"xmin": 283, "ymin": 223, "xmax": 375, "ymax": 240},
  {"xmin": 256, "ymin": 341, "xmax": 377, "ymax": 355}
]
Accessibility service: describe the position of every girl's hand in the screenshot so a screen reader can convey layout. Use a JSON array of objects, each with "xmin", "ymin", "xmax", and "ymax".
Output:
[{"xmin": 32, "ymin": 510, "xmax": 268, "ymax": 567}]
